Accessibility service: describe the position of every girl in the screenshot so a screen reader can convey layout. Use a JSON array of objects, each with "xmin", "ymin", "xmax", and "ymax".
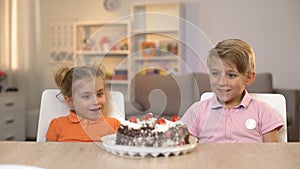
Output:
[{"xmin": 46, "ymin": 65, "xmax": 120, "ymax": 142}]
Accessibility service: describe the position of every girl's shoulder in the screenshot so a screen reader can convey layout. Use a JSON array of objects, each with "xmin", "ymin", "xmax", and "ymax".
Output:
[
  {"xmin": 48, "ymin": 115, "xmax": 70, "ymax": 129},
  {"xmin": 49, "ymin": 113, "xmax": 75, "ymax": 126},
  {"xmin": 51, "ymin": 116, "xmax": 70, "ymax": 125},
  {"xmin": 51, "ymin": 115, "xmax": 69, "ymax": 122},
  {"xmin": 103, "ymin": 115, "xmax": 121, "ymax": 130},
  {"xmin": 103, "ymin": 115, "xmax": 121, "ymax": 124}
]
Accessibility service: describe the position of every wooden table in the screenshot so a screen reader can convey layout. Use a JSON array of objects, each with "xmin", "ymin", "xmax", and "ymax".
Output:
[{"xmin": 0, "ymin": 141, "xmax": 300, "ymax": 169}]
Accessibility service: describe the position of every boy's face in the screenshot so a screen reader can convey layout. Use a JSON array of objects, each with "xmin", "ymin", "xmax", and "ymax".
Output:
[
  {"xmin": 67, "ymin": 76, "xmax": 106, "ymax": 120},
  {"xmin": 208, "ymin": 57, "xmax": 254, "ymax": 108}
]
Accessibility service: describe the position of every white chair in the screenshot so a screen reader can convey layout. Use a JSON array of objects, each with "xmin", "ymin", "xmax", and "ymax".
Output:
[
  {"xmin": 36, "ymin": 89, "xmax": 125, "ymax": 142},
  {"xmin": 106, "ymin": 90, "xmax": 125, "ymax": 122},
  {"xmin": 200, "ymin": 92, "xmax": 288, "ymax": 142}
]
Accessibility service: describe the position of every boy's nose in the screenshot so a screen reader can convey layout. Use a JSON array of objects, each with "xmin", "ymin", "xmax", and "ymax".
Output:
[{"xmin": 218, "ymin": 74, "xmax": 227, "ymax": 85}]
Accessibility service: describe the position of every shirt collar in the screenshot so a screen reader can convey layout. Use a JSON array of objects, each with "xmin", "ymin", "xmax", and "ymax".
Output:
[
  {"xmin": 67, "ymin": 110, "xmax": 105, "ymax": 123},
  {"xmin": 210, "ymin": 90, "xmax": 252, "ymax": 109},
  {"xmin": 240, "ymin": 90, "xmax": 252, "ymax": 108}
]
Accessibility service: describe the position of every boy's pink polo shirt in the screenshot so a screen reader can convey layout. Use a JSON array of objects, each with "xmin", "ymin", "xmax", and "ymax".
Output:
[{"xmin": 181, "ymin": 91, "xmax": 283, "ymax": 143}]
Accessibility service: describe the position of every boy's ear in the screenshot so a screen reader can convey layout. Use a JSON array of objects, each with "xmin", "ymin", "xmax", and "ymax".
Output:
[
  {"xmin": 64, "ymin": 96, "xmax": 74, "ymax": 108},
  {"xmin": 246, "ymin": 72, "xmax": 256, "ymax": 86}
]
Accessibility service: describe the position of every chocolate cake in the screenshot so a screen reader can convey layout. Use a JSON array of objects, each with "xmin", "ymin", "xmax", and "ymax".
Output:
[{"xmin": 116, "ymin": 113, "xmax": 189, "ymax": 147}]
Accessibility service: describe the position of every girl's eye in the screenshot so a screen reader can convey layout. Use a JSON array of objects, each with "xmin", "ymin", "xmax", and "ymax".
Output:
[{"xmin": 97, "ymin": 91, "xmax": 104, "ymax": 97}]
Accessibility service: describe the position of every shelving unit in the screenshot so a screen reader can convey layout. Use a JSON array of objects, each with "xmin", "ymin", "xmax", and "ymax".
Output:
[
  {"xmin": 72, "ymin": 2, "xmax": 185, "ymax": 101},
  {"xmin": 73, "ymin": 21, "xmax": 131, "ymax": 96},
  {"xmin": 130, "ymin": 2, "xmax": 185, "ymax": 76}
]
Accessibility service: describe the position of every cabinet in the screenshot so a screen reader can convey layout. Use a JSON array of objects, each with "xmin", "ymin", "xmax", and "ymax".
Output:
[
  {"xmin": 0, "ymin": 93, "xmax": 26, "ymax": 141},
  {"xmin": 73, "ymin": 21, "xmax": 131, "ymax": 97},
  {"xmin": 130, "ymin": 2, "xmax": 185, "ymax": 75}
]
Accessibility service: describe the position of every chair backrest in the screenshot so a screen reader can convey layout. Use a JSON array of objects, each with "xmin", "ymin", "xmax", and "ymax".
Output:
[
  {"xmin": 131, "ymin": 73, "xmax": 195, "ymax": 119},
  {"xmin": 200, "ymin": 92, "xmax": 288, "ymax": 142},
  {"xmin": 106, "ymin": 90, "xmax": 125, "ymax": 122},
  {"xmin": 36, "ymin": 89, "xmax": 125, "ymax": 142}
]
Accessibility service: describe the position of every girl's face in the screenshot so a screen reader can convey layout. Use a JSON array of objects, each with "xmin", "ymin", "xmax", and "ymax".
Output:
[
  {"xmin": 208, "ymin": 57, "xmax": 254, "ymax": 108},
  {"xmin": 67, "ymin": 76, "xmax": 106, "ymax": 120}
]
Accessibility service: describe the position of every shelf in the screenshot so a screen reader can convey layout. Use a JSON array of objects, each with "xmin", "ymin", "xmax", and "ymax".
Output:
[
  {"xmin": 74, "ymin": 20, "xmax": 129, "ymax": 27},
  {"xmin": 133, "ymin": 56, "xmax": 178, "ymax": 61},
  {"xmin": 73, "ymin": 21, "xmax": 131, "ymax": 98},
  {"xmin": 130, "ymin": 2, "xmax": 184, "ymax": 75},
  {"xmin": 71, "ymin": 2, "xmax": 184, "ymax": 99},
  {"xmin": 106, "ymin": 80, "xmax": 128, "ymax": 85},
  {"xmin": 73, "ymin": 21, "xmax": 129, "ymax": 56},
  {"xmin": 76, "ymin": 50, "xmax": 129, "ymax": 56},
  {"xmin": 132, "ymin": 29, "xmax": 178, "ymax": 35}
]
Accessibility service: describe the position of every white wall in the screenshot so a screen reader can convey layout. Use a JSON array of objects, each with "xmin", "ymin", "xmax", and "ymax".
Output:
[
  {"xmin": 31, "ymin": 0, "xmax": 300, "ymax": 109},
  {"xmin": 195, "ymin": 0, "xmax": 300, "ymax": 89}
]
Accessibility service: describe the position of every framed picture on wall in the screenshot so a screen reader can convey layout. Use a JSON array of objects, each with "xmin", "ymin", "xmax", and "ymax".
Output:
[
  {"xmin": 49, "ymin": 21, "xmax": 74, "ymax": 64},
  {"xmin": 141, "ymin": 42, "xmax": 155, "ymax": 57}
]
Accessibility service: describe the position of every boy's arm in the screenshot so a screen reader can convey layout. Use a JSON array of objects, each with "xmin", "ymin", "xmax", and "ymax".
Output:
[{"xmin": 262, "ymin": 129, "xmax": 280, "ymax": 142}]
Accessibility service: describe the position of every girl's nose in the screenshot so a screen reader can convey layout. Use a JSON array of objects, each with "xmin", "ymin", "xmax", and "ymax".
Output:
[{"xmin": 92, "ymin": 95, "xmax": 100, "ymax": 105}]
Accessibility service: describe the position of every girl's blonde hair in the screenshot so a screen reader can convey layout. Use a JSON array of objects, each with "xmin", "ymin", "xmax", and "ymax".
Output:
[
  {"xmin": 208, "ymin": 39, "xmax": 255, "ymax": 75},
  {"xmin": 54, "ymin": 64, "xmax": 105, "ymax": 98}
]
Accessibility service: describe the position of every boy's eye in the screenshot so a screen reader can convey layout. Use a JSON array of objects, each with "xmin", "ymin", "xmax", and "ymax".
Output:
[
  {"xmin": 82, "ymin": 95, "xmax": 91, "ymax": 100},
  {"xmin": 211, "ymin": 71, "xmax": 219, "ymax": 77},
  {"xmin": 228, "ymin": 73, "xmax": 237, "ymax": 79}
]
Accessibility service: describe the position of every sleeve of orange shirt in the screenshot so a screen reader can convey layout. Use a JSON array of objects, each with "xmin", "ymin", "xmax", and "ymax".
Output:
[{"xmin": 46, "ymin": 118, "xmax": 60, "ymax": 141}]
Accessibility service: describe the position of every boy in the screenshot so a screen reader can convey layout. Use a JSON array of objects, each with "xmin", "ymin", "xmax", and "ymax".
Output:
[{"xmin": 181, "ymin": 39, "xmax": 283, "ymax": 143}]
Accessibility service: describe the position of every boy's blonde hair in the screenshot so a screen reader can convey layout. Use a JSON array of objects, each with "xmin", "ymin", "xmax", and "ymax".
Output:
[{"xmin": 208, "ymin": 39, "xmax": 255, "ymax": 75}]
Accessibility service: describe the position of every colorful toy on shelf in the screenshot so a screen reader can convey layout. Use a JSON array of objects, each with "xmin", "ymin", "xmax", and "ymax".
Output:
[
  {"xmin": 141, "ymin": 42, "xmax": 155, "ymax": 57},
  {"xmin": 99, "ymin": 36, "xmax": 111, "ymax": 52},
  {"xmin": 104, "ymin": 71, "xmax": 113, "ymax": 80},
  {"xmin": 112, "ymin": 69, "xmax": 128, "ymax": 80},
  {"xmin": 140, "ymin": 68, "xmax": 167, "ymax": 75}
]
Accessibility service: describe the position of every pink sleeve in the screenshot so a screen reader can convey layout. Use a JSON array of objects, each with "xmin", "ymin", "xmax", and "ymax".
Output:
[
  {"xmin": 181, "ymin": 102, "xmax": 201, "ymax": 137},
  {"xmin": 260, "ymin": 103, "xmax": 284, "ymax": 135}
]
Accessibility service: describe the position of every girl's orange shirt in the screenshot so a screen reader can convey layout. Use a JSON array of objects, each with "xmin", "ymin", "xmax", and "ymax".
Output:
[{"xmin": 46, "ymin": 111, "xmax": 120, "ymax": 142}]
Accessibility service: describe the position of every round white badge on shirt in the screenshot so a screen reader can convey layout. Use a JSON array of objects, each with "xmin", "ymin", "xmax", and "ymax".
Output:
[{"xmin": 245, "ymin": 119, "xmax": 256, "ymax": 130}]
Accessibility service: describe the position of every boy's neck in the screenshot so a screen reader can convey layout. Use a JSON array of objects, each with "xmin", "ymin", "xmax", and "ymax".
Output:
[{"xmin": 221, "ymin": 90, "xmax": 246, "ymax": 109}]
